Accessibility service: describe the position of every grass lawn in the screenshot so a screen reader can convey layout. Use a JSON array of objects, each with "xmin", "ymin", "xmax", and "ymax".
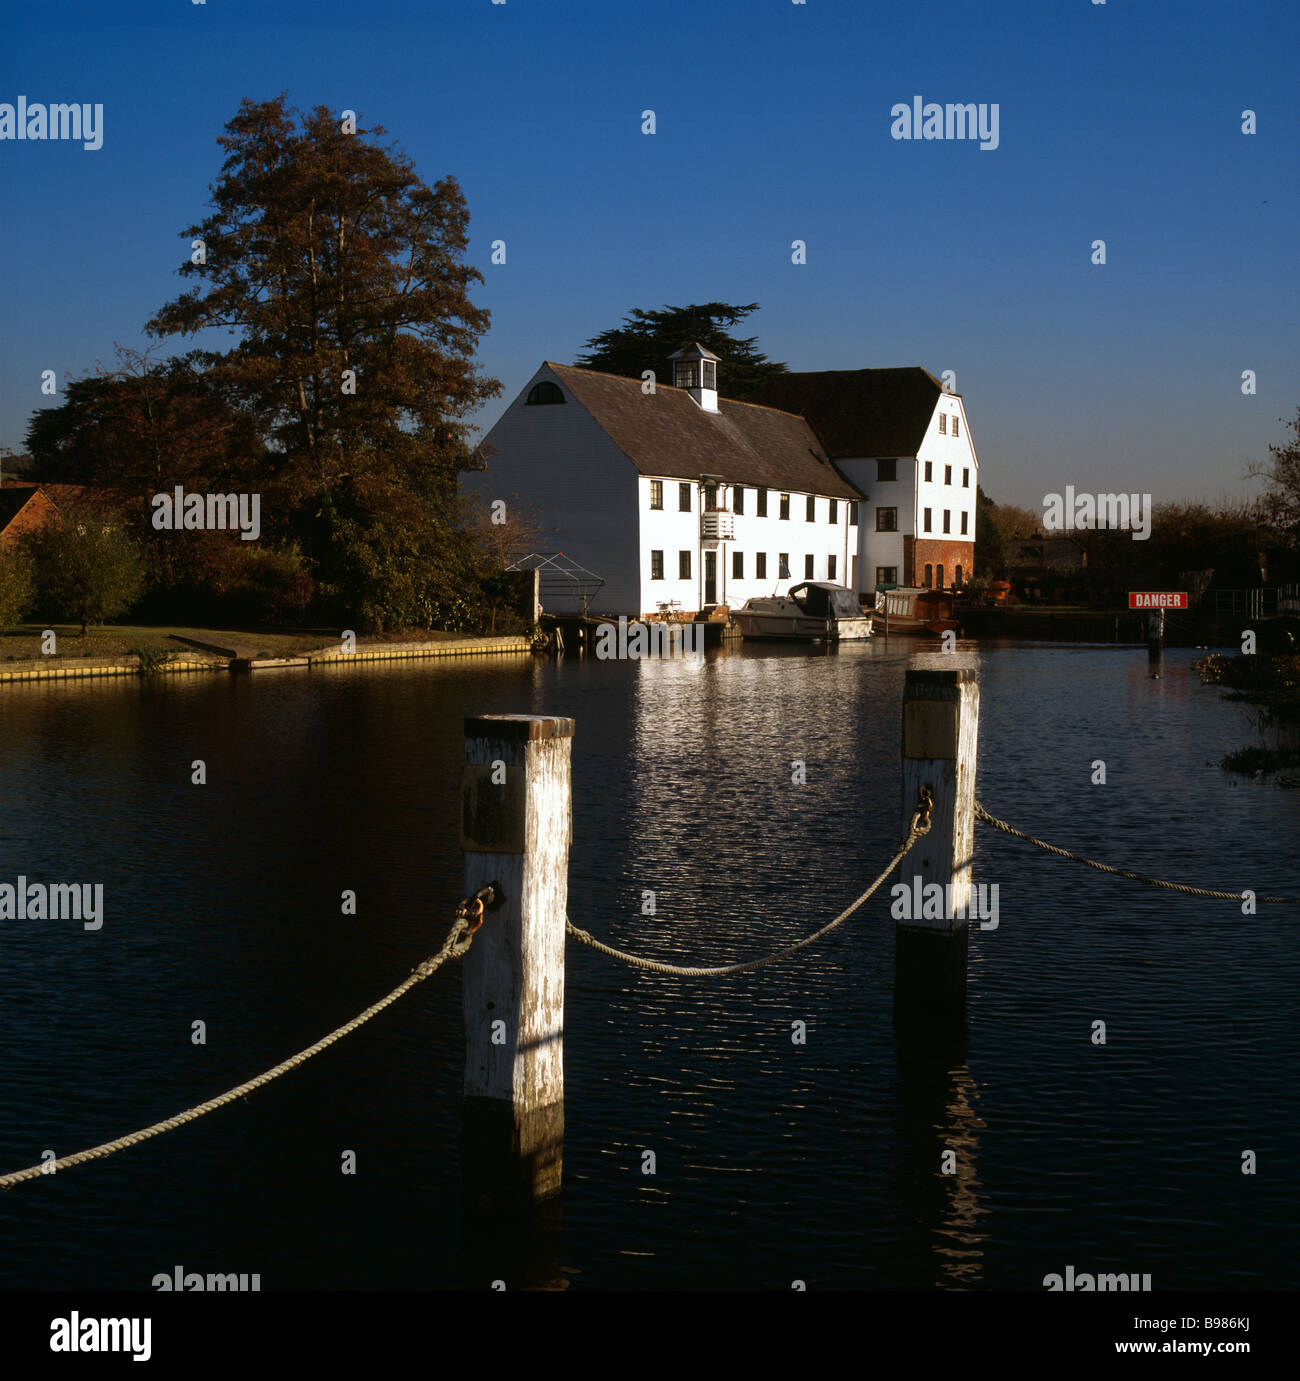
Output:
[{"xmin": 0, "ymin": 624, "xmax": 487, "ymax": 663}]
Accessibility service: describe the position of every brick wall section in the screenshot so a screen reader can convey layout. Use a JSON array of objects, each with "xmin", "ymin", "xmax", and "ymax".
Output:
[{"xmin": 913, "ymin": 537, "xmax": 975, "ymax": 589}]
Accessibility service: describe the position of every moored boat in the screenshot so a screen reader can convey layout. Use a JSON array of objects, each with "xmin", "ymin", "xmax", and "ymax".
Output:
[
  {"xmin": 734, "ymin": 581, "xmax": 873, "ymax": 642},
  {"xmin": 872, "ymin": 586, "xmax": 959, "ymax": 635}
]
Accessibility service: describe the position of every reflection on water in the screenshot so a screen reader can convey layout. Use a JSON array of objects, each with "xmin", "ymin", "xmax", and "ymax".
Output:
[{"xmin": 0, "ymin": 641, "xmax": 1296, "ymax": 1289}]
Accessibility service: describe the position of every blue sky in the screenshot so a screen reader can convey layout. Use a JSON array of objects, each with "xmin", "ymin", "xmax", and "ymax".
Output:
[{"xmin": 2, "ymin": 0, "xmax": 1296, "ymax": 508}]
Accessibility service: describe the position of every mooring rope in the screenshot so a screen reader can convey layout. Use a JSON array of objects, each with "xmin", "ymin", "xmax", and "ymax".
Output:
[
  {"xmin": 0, "ymin": 913, "xmax": 476, "ymax": 1190},
  {"xmin": 565, "ymin": 801, "xmax": 932, "ymax": 976},
  {"xmin": 974, "ymin": 802, "xmax": 1300, "ymax": 904}
]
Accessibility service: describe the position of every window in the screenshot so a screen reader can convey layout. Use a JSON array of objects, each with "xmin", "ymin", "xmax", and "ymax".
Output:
[
  {"xmin": 828, "ymin": 555, "xmax": 837, "ymax": 581},
  {"xmin": 924, "ymin": 461, "xmax": 933, "ymax": 482},
  {"xmin": 678, "ymin": 551, "xmax": 691, "ymax": 579},
  {"xmin": 876, "ymin": 566, "xmax": 897, "ymax": 587},
  {"xmin": 849, "ymin": 501, "xmax": 859, "ymax": 526},
  {"xmin": 733, "ymin": 551, "xmax": 744, "ymax": 579},
  {"xmin": 944, "ymin": 465, "xmax": 952, "ymax": 485},
  {"xmin": 955, "ymin": 564, "xmax": 964, "ymax": 586},
  {"xmin": 923, "ymin": 507, "xmax": 932, "ymax": 532},
  {"xmin": 757, "ymin": 488, "xmax": 769, "ymax": 517},
  {"xmin": 756, "ymin": 552, "xmax": 767, "ymax": 579},
  {"xmin": 962, "ymin": 468, "xmax": 970, "ymax": 488},
  {"xmin": 938, "ymin": 414, "xmax": 946, "ymax": 434},
  {"xmin": 876, "ymin": 507, "xmax": 898, "ymax": 532},
  {"xmin": 937, "ymin": 564, "xmax": 945, "ymax": 589},
  {"xmin": 953, "ymin": 416, "xmax": 959, "ymax": 438},
  {"xmin": 806, "ymin": 495, "xmax": 816, "ymax": 522},
  {"xmin": 924, "ymin": 564, "xmax": 933, "ymax": 587},
  {"xmin": 649, "ymin": 480, "xmax": 663, "ymax": 510},
  {"xmin": 943, "ymin": 510, "xmax": 951, "ymax": 533},
  {"xmin": 525, "ymin": 381, "xmax": 564, "ymax": 405},
  {"xmin": 877, "ymin": 459, "xmax": 896, "ymax": 482},
  {"xmin": 778, "ymin": 553, "xmax": 790, "ymax": 578},
  {"xmin": 780, "ymin": 493, "xmax": 791, "ymax": 520},
  {"xmin": 704, "ymin": 484, "xmax": 717, "ymax": 510},
  {"xmin": 679, "ymin": 482, "xmax": 691, "ymax": 512},
  {"xmin": 961, "ymin": 511, "xmax": 969, "ymax": 535},
  {"xmin": 650, "ymin": 550, "xmax": 664, "ymax": 580},
  {"xmin": 673, "ymin": 361, "xmax": 698, "ymax": 390},
  {"xmin": 829, "ymin": 499, "xmax": 838, "ymax": 523},
  {"xmin": 804, "ymin": 554, "xmax": 815, "ymax": 578},
  {"xmin": 701, "ymin": 360, "xmax": 716, "ymax": 390},
  {"xmin": 733, "ymin": 486, "xmax": 744, "ymax": 515}
]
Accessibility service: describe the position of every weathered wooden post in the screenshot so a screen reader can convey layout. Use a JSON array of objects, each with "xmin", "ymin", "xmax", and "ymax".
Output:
[
  {"xmin": 460, "ymin": 714, "xmax": 572, "ymax": 1216},
  {"xmin": 896, "ymin": 669, "xmax": 979, "ymax": 1015},
  {"xmin": 1147, "ymin": 607, "xmax": 1165, "ymax": 667}
]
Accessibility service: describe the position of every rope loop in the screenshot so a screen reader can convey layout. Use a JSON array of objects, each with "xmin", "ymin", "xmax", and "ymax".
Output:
[
  {"xmin": 566, "ymin": 806, "xmax": 930, "ymax": 977},
  {"xmin": 0, "ymin": 908, "xmax": 476, "ymax": 1190},
  {"xmin": 973, "ymin": 801, "xmax": 1300, "ymax": 905}
]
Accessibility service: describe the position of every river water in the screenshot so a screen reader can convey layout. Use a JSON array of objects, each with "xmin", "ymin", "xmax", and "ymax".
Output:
[{"xmin": 0, "ymin": 639, "xmax": 1295, "ymax": 1290}]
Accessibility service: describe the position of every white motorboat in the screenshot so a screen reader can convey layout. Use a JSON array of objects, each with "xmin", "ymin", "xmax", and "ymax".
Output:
[{"xmin": 734, "ymin": 581, "xmax": 874, "ymax": 642}]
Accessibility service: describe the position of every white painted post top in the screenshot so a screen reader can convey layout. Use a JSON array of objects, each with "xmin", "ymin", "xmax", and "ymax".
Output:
[{"xmin": 464, "ymin": 714, "xmax": 575, "ymax": 741}]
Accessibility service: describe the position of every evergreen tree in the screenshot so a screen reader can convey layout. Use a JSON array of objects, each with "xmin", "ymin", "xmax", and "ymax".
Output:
[{"xmin": 574, "ymin": 302, "xmax": 786, "ymax": 400}]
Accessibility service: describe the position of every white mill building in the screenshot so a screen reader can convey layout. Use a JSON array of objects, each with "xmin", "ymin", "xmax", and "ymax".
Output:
[{"xmin": 470, "ymin": 343, "xmax": 980, "ymax": 617}]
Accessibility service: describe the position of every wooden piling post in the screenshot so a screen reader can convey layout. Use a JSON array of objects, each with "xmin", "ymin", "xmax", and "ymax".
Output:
[
  {"xmin": 896, "ymin": 669, "xmax": 979, "ymax": 1011},
  {"xmin": 1147, "ymin": 607, "xmax": 1165, "ymax": 666},
  {"xmin": 460, "ymin": 714, "xmax": 573, "ymax": 1215}
]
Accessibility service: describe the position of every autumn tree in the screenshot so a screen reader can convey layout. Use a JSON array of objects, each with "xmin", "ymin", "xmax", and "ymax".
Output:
[
  {"xmin": 0, "ymin": 551, "xmax": 33, "ymax": 627},
  {"xmin": 1253, "ymin": 407, "xmax": 1300, "ymax": 550},
  {"xmin": 25, "ymin": 345, "xmax": 263, "ymax": 493},
  {"xmin": 146, "ymin": 95, "xmax": 500, "ymax": 629},
  {"xmin": 974, "ymin": 486, "xmax": 1006, "ymax": 577},
  {"xmin": 24, "ymin": 499, "xmax": 146, "ymax": 634},
  {"xmin": 575, "ymin": 302, "xmax": 787, "ymax": 400},
  {"xmin": 990, "ymin": 501, "xmax": 1041, "ymax": 542}
]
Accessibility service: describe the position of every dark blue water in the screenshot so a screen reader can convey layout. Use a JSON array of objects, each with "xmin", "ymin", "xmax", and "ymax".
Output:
[{"xmin": 0, "ymin": 641, "xmax": 1295, "ymax": 1290}]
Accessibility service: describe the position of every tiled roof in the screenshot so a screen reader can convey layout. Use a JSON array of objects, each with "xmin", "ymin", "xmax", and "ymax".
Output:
[
  {"xmin": 751, "ymin": 367, "xmax": 945, "ymax": 459},
  {"xmin": 0, "ymin": 487, "xmax": 39, "ymax": 529},
  {"xmin": 547, "ymin": 363, "xmax": 863, "ymax": 500}
]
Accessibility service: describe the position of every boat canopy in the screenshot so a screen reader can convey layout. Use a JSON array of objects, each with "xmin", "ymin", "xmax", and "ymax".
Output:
[{"xmin": 789, "ymin": 582, "xmax": 862, "ymax": 619}]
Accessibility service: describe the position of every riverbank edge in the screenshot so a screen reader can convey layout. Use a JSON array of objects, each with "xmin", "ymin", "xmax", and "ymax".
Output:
[{"xmin": 0, "ymin": 634, "xmax": 535, "ymax": 684}]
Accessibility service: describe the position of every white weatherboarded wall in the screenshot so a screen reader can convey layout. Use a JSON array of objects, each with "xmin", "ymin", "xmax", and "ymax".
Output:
[
  {"xmin": 837, "ymin": 458, "xmax": 912, "ymax": 595},
  {"xmin": 915, "ymin": 394, "xmax": 979, "ymax": 555},
  {"xmin": 466, "ymin": 365, "xmax": 641, "ymax": 615}
]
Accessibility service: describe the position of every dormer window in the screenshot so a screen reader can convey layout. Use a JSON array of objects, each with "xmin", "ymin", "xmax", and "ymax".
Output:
[
  {"xmin": 526, "ymin": 381, "xmax": 565, "ymax": 405},
  {"xmin": 668, "ymin": 343, "xmax": 720, "ymax": 412}
]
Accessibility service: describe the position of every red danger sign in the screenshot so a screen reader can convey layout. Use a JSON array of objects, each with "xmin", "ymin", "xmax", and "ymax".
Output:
[{"xmin": 1129, "ymin": 592, "xmax": 1187, "ymax": 609}]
